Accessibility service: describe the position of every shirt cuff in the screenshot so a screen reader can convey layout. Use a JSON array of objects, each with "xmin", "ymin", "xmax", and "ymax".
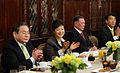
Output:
[
  {"xmin": 30, "ymin": 57, "xmax": 35, "ymax": 65},
  {"xmin": 58, "ymin": 49, "xmax": 64, "ymax": 57},
  {"xmin": 67, "ymin": 49, "xmax": 72, "ymax": 55},
  {"xmin": 113, "ymin": 36, "xmax": 119, "ymax": 40}
]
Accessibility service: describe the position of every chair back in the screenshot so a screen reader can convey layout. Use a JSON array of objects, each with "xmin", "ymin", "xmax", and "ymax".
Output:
[{"xmin": 88, "ymin": 35, "xmax": 98, "ymax": 47}]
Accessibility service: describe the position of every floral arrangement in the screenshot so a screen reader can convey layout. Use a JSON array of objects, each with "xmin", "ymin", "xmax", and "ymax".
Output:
[
  {"xmin": 105, "ymin": 41, "xmax": 120, "ymax": 56},
  {"xmin": 51, "ymin": 54, "xmax": 87, "ymax": 73}
]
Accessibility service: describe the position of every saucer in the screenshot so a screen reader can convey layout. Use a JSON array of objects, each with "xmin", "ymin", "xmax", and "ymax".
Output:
[{"xmin": 36, "ymin": 66, "xmax": 51, "ymax": 69}]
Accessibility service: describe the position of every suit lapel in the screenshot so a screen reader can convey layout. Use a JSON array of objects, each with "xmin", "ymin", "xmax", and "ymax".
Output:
[
  {"xmin": 105, "ymin": 26, "xmax": 113, "ymax": 38},
  {"xmin": 26, "ymin": 44, "xmax": 32, "ymax": 57},
  {"xmin": 49, "ymin": 36, "xmax": 63, "ymax": 50},
  {"xmin": 73, "ymin": 28, "xmax": 86, "ymax": 41},
  {"xmin": 12, "ymin": 38, "xmax": 26, "ymax": 60}
]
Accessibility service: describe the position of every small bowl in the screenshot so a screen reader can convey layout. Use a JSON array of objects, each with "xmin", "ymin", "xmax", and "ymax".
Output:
[
  {"xmin": 102, "ymin": 61, "xmax": 109, "ymax": 68},
  {"xmin": 109, "ymin": 60, "xmax": 117, "ymax": 69}
]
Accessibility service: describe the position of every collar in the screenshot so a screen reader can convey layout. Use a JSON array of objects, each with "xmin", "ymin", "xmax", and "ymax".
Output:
[
  {"xmin": 15, "ymin": 39, "xmax": 26, "ymax": 47},
  {"xmin": 107, "ymin": 25, "xmax": 114, "ymax": 30},
  {"xmin": 74, "ymin": 27, "xmax": 82, "ymax": 34}
]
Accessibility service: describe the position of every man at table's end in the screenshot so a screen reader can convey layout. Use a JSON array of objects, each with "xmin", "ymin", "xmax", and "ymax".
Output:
[
  {"xmin": 66, "ymin": 15, "xmax": 93, "ymax": 53},
  {"xmin": 1, "ymin": 22, "xmax": 43, "ymax": 73}
]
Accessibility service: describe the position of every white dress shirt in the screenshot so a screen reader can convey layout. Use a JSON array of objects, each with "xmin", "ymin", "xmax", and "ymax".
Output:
[
  {"xmin": 107, "ymin": 25, "xmax": 119, "ymax": 40},
  {"xmin": 15, "ymin": 40, "xmax": 35, "ymax": 66}
]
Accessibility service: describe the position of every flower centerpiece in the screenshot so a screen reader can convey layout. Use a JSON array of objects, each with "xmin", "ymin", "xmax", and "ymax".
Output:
[
  {"xmin": 51, "ymin": 54, "xmax": 87, "ymax": 73},
  {"xmin": 106, "ymin": 41, "xmax": 120, "ymax": 60}
]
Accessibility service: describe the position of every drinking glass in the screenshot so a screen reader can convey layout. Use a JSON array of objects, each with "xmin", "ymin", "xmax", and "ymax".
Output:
[
  {"xmin": 19, "ymin": 65, "xmax": 26, "ymax": 72},
  {"xmin": 99, "ymin": 50, "xmax": 104, "ymax": 60},
  {"xmin": 10, "ymin": 69, "xmax": 17, "ymax": 73},
  {"xmin": 52, "ymin": 56, "xmax": 56, "ymax": 60}
]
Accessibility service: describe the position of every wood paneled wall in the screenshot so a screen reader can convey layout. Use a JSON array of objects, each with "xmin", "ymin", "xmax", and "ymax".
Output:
[
  {"xmin": 63, "ymin": 0, "xmax": 90, "ymax": 33},
  {"xmin": 0, "ymin": 0, "xmax": 23, "ymax": 53},
  {"xmin": 0, "ymin": 0, "xmax": 120, "ymax": 53},
  {"xmin": 111, "ymin": 1, "xmax": 120, "ymax": 24}
]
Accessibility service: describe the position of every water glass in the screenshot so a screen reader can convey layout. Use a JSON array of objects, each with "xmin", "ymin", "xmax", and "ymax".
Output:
[
  {"xmin": 19, "ymin": 65, "xmax": 26, "ymax": 72},
  {"xmin": 10, "ymin": 69, "xmax": 17, "ymax": 73},
  {"xmin": 52, "ymin": 56, "xmax": 56, "ymax": 60}
]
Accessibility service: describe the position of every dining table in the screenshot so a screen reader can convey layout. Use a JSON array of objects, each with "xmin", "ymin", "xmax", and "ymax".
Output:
[{"xmin": 19, "ymin": 49, "xmax": 120, "ymax": 73}]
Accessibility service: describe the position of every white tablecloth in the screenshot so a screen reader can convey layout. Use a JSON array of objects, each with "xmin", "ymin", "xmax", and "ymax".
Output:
[{"xmin": 20, "ymin": 50, "xmax": 120, "ymax": 73}]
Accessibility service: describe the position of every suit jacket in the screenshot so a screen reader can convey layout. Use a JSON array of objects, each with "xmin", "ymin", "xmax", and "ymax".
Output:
[
  {"xmin": 66, "ymin": 28, "xmax": 93, "ymax": 53},
  {"xmin": 1, "ymin": 38, "xmax": 34, "ymax": 73},
  {"xmin": 43, "ymin": 36, "xmax": 64, "ymax": 61},
  {"xmin": 98, "ymin": 25, "xmax": 119, "ymax": 48}
]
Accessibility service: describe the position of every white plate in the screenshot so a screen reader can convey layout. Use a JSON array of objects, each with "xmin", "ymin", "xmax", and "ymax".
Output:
[
  {"xmin": 36, "ymin": 66, "xmax": 51, "ymax": 69},
  {"xmin": 92, "ymin": 68, "xmax": 119, "ymax": 73},
  {"xmin": 73, "ymin": 52, "xmax": 79, "ymax": 57},
  {"xmin": 19, "ymin": 71, "xmax": 35, "ymax": 73}
]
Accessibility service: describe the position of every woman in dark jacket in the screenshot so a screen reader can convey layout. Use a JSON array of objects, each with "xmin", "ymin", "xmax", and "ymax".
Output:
[{"xmin": 43, "ymin": 19, "xmax": 80, "ymax": 61}]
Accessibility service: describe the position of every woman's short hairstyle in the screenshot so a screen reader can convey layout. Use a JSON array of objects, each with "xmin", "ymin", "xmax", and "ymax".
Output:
[{"xmin": 52, "ymin": 19, "xmax": 64, "ymax": 31}]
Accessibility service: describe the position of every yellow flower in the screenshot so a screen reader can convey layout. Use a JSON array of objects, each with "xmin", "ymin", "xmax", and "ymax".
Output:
[
  {"xmin": 52, "ymin": 60, "xmax": 55, "ymax": 66},
  {"xmin": 61, "ymin": 56, "xmax": 65, "ymax": 60},
  {"xmin": 76, "ymin": 58, "xmax": 80, "ymax": 64},
  {"xmin": 112, "ymin": 42, "xmax": 117, "ymax": 51},
  {"xmin": 63, "ymin": 54, "xmax": 72, "ymax": 64},
  {"xmin": 71, "ymin": 54, "xmax": 75, "ymax": 58},
  {"xmin": 76, "ymin": 58, "xmax": 83, "ymax": 64},
  {"xmin": 51, "ymin": 54, "xmax": 87, "ymax": 73}
]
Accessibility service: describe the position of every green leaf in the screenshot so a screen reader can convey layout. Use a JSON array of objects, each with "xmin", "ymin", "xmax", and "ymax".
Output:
[
  {"xmin": 67, "ymin": 64, "xmax": 72, "ymax": 70},
  {"xmin": 51, "ymin": 66, "xmax": 58, "ymax": 73},
  {"xmin": 51, "ymin": 66, "xmax": 55, "ymax": 72},
  {"xmin": 107, "ymin": 48, "xmax": 113, "ymax": 56},
  {"xmin": 59, "ymin": 63, "xmax": 64, "ymax": 69},
  {"xmin": 62, "ymin": 68, "xmax": 67, "ymax": 73},
  {"xmin": 68, "ymin": 70, "xmax": 76, "ymax": 73},
  {"xmin": 72, "ymin": 65, "xmax": 77, "ymax": 71},
  {"xmin": 117, "ymin": 48, "xmax": 120, "ymax": 52},
  {"xmin": 78, "ymin": 63, "xmax": 87, "ymax": 69}
]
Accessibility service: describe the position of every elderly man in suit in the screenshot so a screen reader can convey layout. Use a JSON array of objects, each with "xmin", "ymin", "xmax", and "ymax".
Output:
[
  {"xmin": 1, "ymin": 22, "xmax": 43, "ymax": 73},
  {"xmin": 98, "ymin": 13, "xmax": 120, "ymax": 48},
  {"xmin": 66, "ymin": 16, "xmax": 93, "ymax": 53}
]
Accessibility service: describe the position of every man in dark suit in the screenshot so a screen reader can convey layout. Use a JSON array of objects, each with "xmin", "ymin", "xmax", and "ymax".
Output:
[
  {"xmin": 98, "ymin": 13, "xmax": 120, "ymax": 48},
  {"xmin": 1, "ymin": 22, "xmax": 43, "ymax": 73},
  {"xmin": 66, "ymin": 16, "xmax": 93, "ymax": 53}
]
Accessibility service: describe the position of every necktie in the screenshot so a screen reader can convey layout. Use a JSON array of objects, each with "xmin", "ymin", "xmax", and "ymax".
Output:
[
  {"xmin": 81, "ymin": 32, "xmax": 86, "ymax": 40},
  {"xmin": 111, "ymin": 29, "xmax": 114, "ymax": 37},
  {"xmin": 21, "ymin": 44, "xmax": 29, "ymax": 60}
]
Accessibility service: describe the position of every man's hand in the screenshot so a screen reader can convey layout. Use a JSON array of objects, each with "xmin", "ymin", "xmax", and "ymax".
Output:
[
  {"xmin": 115, "ymin": 27, "xmax": 120, "ymax": 37},
  {"xmin": 32, "ymin": 48, "xmax": 43, "ymax": 61}
]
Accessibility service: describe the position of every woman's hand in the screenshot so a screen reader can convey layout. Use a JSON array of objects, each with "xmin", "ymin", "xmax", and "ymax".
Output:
[
  {"xmin": 69, "ymin": 42, "xmax": 80, "ymax": 51},
  {"xmin": 62, "ymin": 41, "xmax": 70, "ymax": 52}
]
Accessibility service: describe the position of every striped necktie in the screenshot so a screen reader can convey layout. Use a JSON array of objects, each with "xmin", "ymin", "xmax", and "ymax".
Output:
[
  {"xmin": 21, "ymin": 44, "xmax": 29, "ymax": 60},
  {"xmin": 111, "ymin": 29, "xmax": 114, "ymax": 37}
]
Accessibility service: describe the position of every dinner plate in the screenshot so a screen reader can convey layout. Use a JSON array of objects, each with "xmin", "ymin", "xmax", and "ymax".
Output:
[
  {"xmin": 92, "ymin": 68, "xmax": 119, "ymax": 73},
  {"xmin": 19, "ymin": 71, "xmax": 35, "ymax": 73}
]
